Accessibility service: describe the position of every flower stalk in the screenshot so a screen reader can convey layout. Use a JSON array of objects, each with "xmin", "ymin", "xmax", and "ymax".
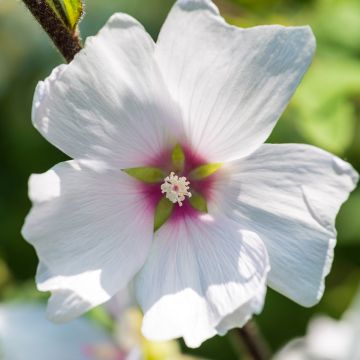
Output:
[
  {"xmin": 233, "ymin": 321, "xmax": 271, "ymax": 360},
  {"xmin": 22, "ymin": 0, "xmax": 82, "ymax": 62}
]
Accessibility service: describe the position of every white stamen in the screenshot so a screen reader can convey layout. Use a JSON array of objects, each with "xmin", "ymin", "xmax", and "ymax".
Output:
[{"xmin": 161, "ymin": 172, "xmax": 192, "ymax": 206}]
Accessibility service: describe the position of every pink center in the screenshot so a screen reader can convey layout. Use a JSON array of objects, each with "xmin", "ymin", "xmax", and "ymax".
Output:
[{"xmin": 139, "ymin": 144, "xmax": 219, "ymax": 222}]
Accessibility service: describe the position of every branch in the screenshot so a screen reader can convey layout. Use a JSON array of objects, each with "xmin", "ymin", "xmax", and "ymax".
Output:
[{"xmin": 22, "ymin": 0, "xmax": 82, "ymax": 62}]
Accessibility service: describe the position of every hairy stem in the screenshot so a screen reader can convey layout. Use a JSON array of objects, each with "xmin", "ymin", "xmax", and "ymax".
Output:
[
  {"xmin": 22, "ymin": 0, "xmax": 82, "ymax": 62},
  {"xmin": 232, "ymin": 321, "xmax": 271, "ymax": 360}
]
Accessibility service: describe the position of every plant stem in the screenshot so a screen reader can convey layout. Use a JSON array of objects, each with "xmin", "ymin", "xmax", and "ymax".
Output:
[
  {"xmin": 233, "ymin": 320, "xmax": 271, "ymax": 360},
  {"xmin": 22, "ymin": 0, "xmax": 82, "ymax": 62}
]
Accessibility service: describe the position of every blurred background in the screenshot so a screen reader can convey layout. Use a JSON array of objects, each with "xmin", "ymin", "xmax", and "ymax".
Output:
[{"xmin": 0, "ymin": 0, "xmax": 359, "ymax": 359}]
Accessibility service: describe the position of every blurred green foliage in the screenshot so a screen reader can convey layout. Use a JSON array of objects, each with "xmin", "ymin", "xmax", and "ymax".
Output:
[{"xmin": 0, "ymin": 0, "xmax": 359, "ymax": 359}]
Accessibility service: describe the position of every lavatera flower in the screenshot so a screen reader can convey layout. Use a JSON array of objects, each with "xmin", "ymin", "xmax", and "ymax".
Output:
[
  {"xmin": 0, "ymin": 303, "xmax": 113, "ymax": 360},
  {"xmin": 22, "ymin": 0, "xmax": 358, "ymax": 348},
  {"xmin": 274, "ymin": 286, "xmax": 360, "ymax": 360}
]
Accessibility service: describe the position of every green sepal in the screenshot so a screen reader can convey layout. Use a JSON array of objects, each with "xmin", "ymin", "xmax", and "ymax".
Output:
[
  {"xmin": 122, "ymin": 167, "xmax": 165, "ymax": 183},
  {"xmin": 171, "ymin": 144, "xmax": 185, "ymax": 172},
  {"xmin": 154, "ymin": 197, "xmax": 174, "ymax": 232},
  {"xmin": 188, "ymin": 163, "xmax": 222, "ymax": 180},
  {"xmin": 189, "ymin": 192, "xmax": 208, "ymax": 213}
]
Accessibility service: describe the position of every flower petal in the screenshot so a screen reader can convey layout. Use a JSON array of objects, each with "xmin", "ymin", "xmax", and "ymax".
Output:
[
  {"xmin": 215, "ymin": 283, "xmax": 266, "ymax": 336},
  {"xmin": 273, "ymin": 339, "xmax": 307, "ymax": 360},
  {"xmin": 32, "ymin": 13, "xmax": 181, "ymax": 167},
  {"xmin": 306, "ymin": 317, "xmax": 353, "ymax": 359},
  {"xmin": 135, "ymin": 214, "xmax": 269, "ymax": 348},
  {"xmin": 22, "ymin": 160, "xmax": 154, "ymax": 321},
  {"xmin": 215, "ymin": 144, "xmax": 358, "ymax": 306},
  {"xmin": 35, "ymin": 263, "xmax": 107, "ymax": 322},
  {"xmin": 0, "ymin": 304, "xmax": 113, "ymax": 360},
  {"xmin": 155, "ymin": 0, "xmax": 315, "ymax": 162}
]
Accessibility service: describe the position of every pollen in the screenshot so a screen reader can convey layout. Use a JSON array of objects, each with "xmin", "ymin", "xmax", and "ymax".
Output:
[{"xmin": 161, "ymin": 172, "xmax": 192, "ymax": 206}]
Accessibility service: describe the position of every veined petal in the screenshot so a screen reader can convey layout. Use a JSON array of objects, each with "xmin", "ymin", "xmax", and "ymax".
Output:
[
  {"xmin": 22, "ymin": 160, "xmax": 154, "ymax": 321},
  {"xmin": 35, "ymin": 263, "xmax": 110, "ymax": 322},
  {"xmin": 214, "ymin": 144, "xmax": 358, "ymax": 306},
  {"xmin": 215, "ymin": 283, "xmax": 266, "ymax": 336},
  {"xmin": 32, "ymin": 13, "xmax": 181, "ymax": 168},
  {"xmin": 135, "ymin": 214, "xmax": 269, "ymax": 348},
  {"xmin": 155, "ymin": 0, "xmax": 315, "ymax": 162}
]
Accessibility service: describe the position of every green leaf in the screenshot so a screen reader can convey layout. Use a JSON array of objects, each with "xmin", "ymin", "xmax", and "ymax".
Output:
[
  {"xmin": 46, "ymin": 0, "xmax": 83, "ymax": 32},
  {"xmin": 189, "ymin": 163, "xmax": 222, "ymax": 180},
  {"xmin": 336, "ymin": 191, "xmax": 360, "ymax": 244},
  {"xmin": 291, "ymin": 55, "xmax": 360, "ymax": 154},
  {"xmin": 313, "ymin": 0, "xmax": 360, "ymax": 55},
  {"xmin": 46, "ymin": 0, "xmax": 70, "ymax": 27},
  {"xmin": 171, "ymin": 144, "xmax": 185, "ymax": 172},
  {"xmin": 63, "ymin": 0, "xmax": 84, "ymax": 31},
  {"xmin": 189, "ymin": 192, "xmax": 208, "ymax": 213},
  {"xmin": 122, "ymin": 167, "xmax": 165, "ymax": 183},
  {"xmin": 154, "ymin": 197, "xmax": 174, "ymax": 231}
]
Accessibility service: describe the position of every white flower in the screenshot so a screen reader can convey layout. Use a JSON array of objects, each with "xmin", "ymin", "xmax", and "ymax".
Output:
[
  {"xmin": 274, "ymin": 287, "xmax": 360, "ymax": 360},
  {"xmin": 22, "ymin": 0, "xmax": 358, "ymax": 349},
  {"xmin": 106, "ymin": 289, "xmax": 208, "ymax": 360},
  {"xmin": 0, "ymin": 303, "xmax": 113, "ymax": 360}
]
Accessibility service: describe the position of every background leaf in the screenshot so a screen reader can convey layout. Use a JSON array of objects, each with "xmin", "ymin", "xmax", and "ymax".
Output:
[{"xmin": 291, "ymin": 56, "xmax": 360, "ymax": 155}]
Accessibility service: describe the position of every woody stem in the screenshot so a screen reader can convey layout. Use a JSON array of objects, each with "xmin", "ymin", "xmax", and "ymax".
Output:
[{"xmin": 22, "ymin": 0, "xmax": 82, "ymax": 62}]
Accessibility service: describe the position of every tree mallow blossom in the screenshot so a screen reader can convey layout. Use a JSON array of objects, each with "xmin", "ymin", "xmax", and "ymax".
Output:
[
  {"xmin": 0, "ymin": 303, "xmax": 113, "ymax": 360},
  {"xmin": 22, "ymin": 0, "xmax": 358, "ymax": 348},
  {"xmin": 106, "ymin": 289, "xmax": 207, "ymax": 360},
  {"xmin": 274, "ymin": 287, "xmax": 360, "ymax": 360}
]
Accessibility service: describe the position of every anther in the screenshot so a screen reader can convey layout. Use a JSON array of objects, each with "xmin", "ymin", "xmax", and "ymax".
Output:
[{"xmin": 160, "ymin": 172, "xmax": 192, "ymax": 206}]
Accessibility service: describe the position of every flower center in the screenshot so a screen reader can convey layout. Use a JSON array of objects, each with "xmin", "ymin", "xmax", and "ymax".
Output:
[
  {"xmin": 122, "ymin": 144, "xmax": 223, "ymax": 231},
  {"xmin": 161, "ymin": 172, "xmax": 192, "ymax": 207}
]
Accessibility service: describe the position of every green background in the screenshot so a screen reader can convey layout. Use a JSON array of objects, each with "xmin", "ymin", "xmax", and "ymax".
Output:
[{"xmin": 0, "ymin": 0, "xmax": 359, "ymax": 358}]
